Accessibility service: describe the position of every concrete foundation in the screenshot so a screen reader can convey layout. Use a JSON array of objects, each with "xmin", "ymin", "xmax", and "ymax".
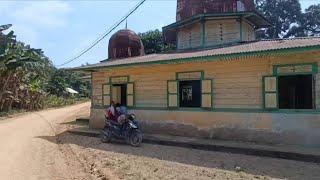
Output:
[{"xmin": 90, "ymin": 108, "xmax": 320, "ymax": 147}]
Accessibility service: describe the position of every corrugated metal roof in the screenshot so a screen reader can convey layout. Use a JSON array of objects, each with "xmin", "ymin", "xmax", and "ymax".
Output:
[{"xmin": 72, "ymin": 37, "xmax": 320, "ymax": 71}]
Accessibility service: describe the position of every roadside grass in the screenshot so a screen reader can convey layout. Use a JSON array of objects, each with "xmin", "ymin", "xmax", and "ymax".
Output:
[
  {"xmin": 0, "ymin": 109, "xmax": 27, "ymax": 118},
  {"xmin": 0, "ymin": 96, "xmax": 90, "ymax": 118},
  {"xmin": 43, "ymin": 95, "xmax": 89, "ymax": 108}
]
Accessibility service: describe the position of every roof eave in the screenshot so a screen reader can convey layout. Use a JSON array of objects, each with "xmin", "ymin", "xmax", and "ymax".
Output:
[
  {"xmin": 163, "ymin": 11, "xmax": 271, "ymax": 31},
  {"xmin": 68, "ymin": 66, "xmax": 98, "ymax": 72},
  {"xmin": 70, "ymin": 45, "xmax": 320, "ymax": 71}
]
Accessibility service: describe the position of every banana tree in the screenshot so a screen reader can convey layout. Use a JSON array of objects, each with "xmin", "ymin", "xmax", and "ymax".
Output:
[{"xmin": 0, "ymin": 24, "xmax": 49, "ymax": 111}]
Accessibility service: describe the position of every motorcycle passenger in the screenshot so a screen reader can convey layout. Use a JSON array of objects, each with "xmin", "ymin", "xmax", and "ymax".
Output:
[
  {"xmin": 106, "ymin": 101, "xmax": 118, "ymax": 123},
  {"xmin": 116, "ymin": 103, "xmax": 127, "ymax": 133},
  {"xmin": 120, "ymin": 105, "xmax": 127, "ymax": 115}
]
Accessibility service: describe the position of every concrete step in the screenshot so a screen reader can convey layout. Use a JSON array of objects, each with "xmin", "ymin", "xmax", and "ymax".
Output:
[
  {"xmin": 69, "ymin": 127, "xmax": 98, "ymax": 137},
  {"xmin": 68, "ymin": 127, "xmax": 320, "ymax": 164}
]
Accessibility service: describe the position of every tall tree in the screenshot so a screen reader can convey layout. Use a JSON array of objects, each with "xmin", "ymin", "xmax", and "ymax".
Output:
[
  {"xmin": 303, "ymin": 4, "xmax": 320, "ymax": 36},
  {"xmin": 256, "ymin": 0, "xmax": 304, "ymax": 38},
  {"xmin": 138, "ymin": 29, "xmax": 175, "ymax": 54},
  {"xmin": 0, "ymin": 26, "xmax": 52, "ymax": 111},
  {"xmin": 46, "ymin": 68, "xmax": 89, "ymax": 97},
  {"xmin": 0, "ymin": 24, "xmax": 90, "ymax": 112},
  {"xmin": 139, "ymin": 29, "xmax": 163, "ymax": 54}
]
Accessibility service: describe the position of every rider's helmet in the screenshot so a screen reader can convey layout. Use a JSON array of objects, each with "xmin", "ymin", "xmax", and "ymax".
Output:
[{"xmin": 128, "ymin": 114, "xmax": 136, "ymax": 121}]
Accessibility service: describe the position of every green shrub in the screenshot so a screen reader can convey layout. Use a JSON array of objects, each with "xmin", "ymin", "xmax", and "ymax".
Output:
[{"xmin": 43, "ymin": 95, "xmax": 89, "ymax": 109}]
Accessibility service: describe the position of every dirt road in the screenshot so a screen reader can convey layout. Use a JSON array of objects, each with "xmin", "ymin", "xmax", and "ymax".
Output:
[
  {"xmin": 0, "ymin": 102, "xmax": 92, "ymax": 180},
  {"xmin": 61, "ymin": 134, "xmax": 320, "ymax": 180}
]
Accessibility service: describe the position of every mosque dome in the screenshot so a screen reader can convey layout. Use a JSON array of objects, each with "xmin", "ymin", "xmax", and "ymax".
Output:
[{"xmin": 108, "ymin": 29, "xmax": 145, "ymax": 59}]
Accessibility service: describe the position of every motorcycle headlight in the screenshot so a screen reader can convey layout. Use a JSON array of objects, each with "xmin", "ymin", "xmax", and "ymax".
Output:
[{"xmin": 129, "ymin": 121, "xmax": 137, "ymax": 128}]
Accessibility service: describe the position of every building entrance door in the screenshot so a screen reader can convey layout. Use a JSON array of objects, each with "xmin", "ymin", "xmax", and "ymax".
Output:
[{"xmin": 111, "ymin": 84, "xmax": 127, "ymax": 106}]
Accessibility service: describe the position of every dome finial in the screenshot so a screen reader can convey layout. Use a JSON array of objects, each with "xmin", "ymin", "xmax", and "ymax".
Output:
[{"xmin": 125, "ymin": 19, "xmax": 128, "ymax": 29}]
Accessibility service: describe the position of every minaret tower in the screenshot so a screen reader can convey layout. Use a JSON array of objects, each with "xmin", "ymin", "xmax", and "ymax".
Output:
[{"xmin": 163, "ymin": 0, "xmax": 270, "ymax": 51}]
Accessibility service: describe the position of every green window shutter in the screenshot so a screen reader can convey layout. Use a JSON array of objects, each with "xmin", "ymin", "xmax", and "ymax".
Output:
[
  {"xmin": 167, "ymin": 80, "xmax": 178, "ymax": 108},
  {"xmin": 263, "ymin": 76, "xmax": 278, "ymax": 109},
  {"xmin": 102, "ymin": 84, "xmax": 111, "ymax": 106},
  {"xmin": 201, "ymin": 79, "xmax": 213, "ymax": 108},
  {"xmin": 127, "ymin": 82, "xmax": 135, "ymax": 107}
]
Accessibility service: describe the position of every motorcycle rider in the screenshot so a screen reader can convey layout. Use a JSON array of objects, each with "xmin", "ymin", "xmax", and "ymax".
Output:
[
  {"xmin": 101, "ymin": 103, "xmax": 142, "ymax": 146},
  {"xmin": 106, "ymin": 101, "xmax": 118, "ymax": 123}
]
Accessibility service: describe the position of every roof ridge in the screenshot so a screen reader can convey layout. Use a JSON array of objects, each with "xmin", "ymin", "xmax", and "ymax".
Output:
[{"xmin": 71, "ymin": 38, "xmax": 320, "ymax": 71}]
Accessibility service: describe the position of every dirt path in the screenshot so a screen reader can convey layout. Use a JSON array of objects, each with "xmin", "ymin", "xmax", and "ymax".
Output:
[
  {"xmin": 61, "ymin": 134, "xmax": 320, "ymax": 180},
  {"xmin": 0, "ymin": 102, "xmax": 92, "ymax": 180}
]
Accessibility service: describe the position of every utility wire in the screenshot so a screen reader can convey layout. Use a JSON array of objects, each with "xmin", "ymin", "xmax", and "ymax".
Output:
[{"xmin": 58, "ymin": 0, "xmax": 147, "ymax": 67}]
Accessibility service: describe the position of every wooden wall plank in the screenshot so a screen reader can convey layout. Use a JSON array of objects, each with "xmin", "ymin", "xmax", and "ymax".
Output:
[
  {"xmin": 206, "ymin": 19, "xmax": 240, "ymax": 46},
  {"xmin": 91, "ymin": 51, "xmax": 320, "ymax": 109}
]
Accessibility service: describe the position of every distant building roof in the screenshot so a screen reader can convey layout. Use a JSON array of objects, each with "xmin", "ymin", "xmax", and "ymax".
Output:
[
  {"xmin": 72, "ymin": 37, "xmax": 320, "ymax": 71},
  {"xmin": 66, "ymin": 87, "xmax": 79, "ymax": 94}
]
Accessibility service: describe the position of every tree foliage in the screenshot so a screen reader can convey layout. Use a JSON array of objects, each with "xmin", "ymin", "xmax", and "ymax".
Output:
[
  {"xmin": 256, "ymin": 0, "xmax": 303, "ymax": 38},
  {"xmin": 0, "ymin": 24, "xmax": 89, "ymax": 113},
  {"xmin": 256, "ymin": 0, "xmax": 320, "ymax": 38},
  {"xmin": 303, "ymin": 4, "xmax": 320, "ymax": 36},
  {"xmin": 47, "ymin": 68, "xmax": 90, "ymax": 97},
  {"xmin": 138, "ymin": 29, "xmax": 175, "ymax": 54}
]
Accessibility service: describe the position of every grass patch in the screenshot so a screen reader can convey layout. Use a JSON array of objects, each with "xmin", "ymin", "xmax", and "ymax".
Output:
[
  {"xmin": 0, "ymin": 109, "xmax": 27, "ymax": 118},
  {"xmin": 43, "ymin": 95, "xmax": 89, "ymax": 109},
  {"xmin": 0, "ymin": 96, "xmax": 90, "ymax": 118}
]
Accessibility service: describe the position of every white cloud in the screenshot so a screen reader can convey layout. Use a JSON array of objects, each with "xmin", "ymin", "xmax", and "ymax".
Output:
[
  {"xmin": 11, "ymin": 1, "xmax": 72, "ymax": 28},
  {"xmin": 0, "ymin": 1, "xmax": 72, "ymax": 48}
]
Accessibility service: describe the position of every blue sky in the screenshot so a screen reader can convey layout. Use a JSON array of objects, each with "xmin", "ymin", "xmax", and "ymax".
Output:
[{"xmin": 0, "ymin": 0, "xmax": 318, "ymax": 68}]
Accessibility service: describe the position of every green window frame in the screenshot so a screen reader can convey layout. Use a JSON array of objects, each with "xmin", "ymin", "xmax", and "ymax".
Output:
[
  {"xmin": 109, "ymin": 75, "xmax": 130, "ymax": 84},
  {"xmin": 273, "ymin": 62, "xmax": 318, "ymax": 76},
  {"xmin": 263, "ymin": 63, "xmax": 318, "ymax": 110},
  {"xmin": 176, "ymin": 71, "xmax": 204, "ymax": 80},
  {"xmin": 103, "ymin": 75, "xmax": 135, "ymax": 107},
  {"xmin": 167, "ymin": 70, "xmax": 213, "ymax": 109}
]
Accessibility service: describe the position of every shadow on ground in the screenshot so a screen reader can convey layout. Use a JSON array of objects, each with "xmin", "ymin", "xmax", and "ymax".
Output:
[
  {"xmin": 60, "ymin": 121, "xmax": 88, "ymax": 126},
  {"xmin": 37, "ymin": 131, "xmax": 320, "ymax": 180}
]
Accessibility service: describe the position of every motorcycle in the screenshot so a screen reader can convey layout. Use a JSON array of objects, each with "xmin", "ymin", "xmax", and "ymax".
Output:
[{"xmin": 100, "ymin": 113, "xmax": 143, "ymax": 147}]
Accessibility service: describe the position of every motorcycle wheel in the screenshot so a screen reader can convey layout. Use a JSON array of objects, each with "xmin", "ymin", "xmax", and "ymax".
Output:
[
  {"xmin": 100, "ymin": 128, "xmax": 112, "ymax": 143},
  {"xmin": 129, "ymin": 130, "xmax": 143, "ymax": 147}
]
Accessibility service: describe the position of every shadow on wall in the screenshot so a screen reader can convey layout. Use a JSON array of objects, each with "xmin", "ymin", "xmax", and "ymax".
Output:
[
  {"xmin": 139, "ymin": 120, "xmax": 320, "ymax": 147},
  {"xmin": 37, "ymin": 131, "xmax": 320, "ymax": 180},
  {"xmin": 90, "ymin": 108, "xmax": 320, "ymax": 147}
]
